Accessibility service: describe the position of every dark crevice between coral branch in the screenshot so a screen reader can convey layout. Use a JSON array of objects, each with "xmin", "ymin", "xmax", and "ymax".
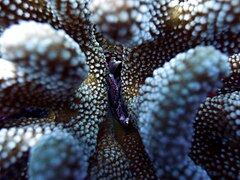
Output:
[{"xmin": 0, "ymin": 107, "xmax": 50, "ymax": 128}]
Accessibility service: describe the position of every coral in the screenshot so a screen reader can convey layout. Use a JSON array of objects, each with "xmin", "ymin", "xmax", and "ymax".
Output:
[
  {"xmin": 0, "ymin": 0, "xmax": 239, "ymax": 179},
  {"xmin": 90, "ymin": 118, "xmax": 156, "ymax": 179},
  {"xmin": 121, "ymin": 0, "xmax": 240, "ymax": 109},
  {"xmin": 29, "ymin": 131, "xmax": 88, "ymax": 180},
  {"xmin": 191, "ymin": 91, "xmax": 240, "ymax": 179},
  {"xmin": 0, "ymin": 118, "xmax": 64, "ymax": 178},
  {"xmin": 0, "ymin": 21, "xmax": 88, "ymax": 114},
  {"xmin": 218, "ymin": 54, "xmax": 240, "ymax": 94},
  {"xmin": 0, "ymin": 0, "xmax": 108, "ymax": 178},
  {"xmin": 89, "ymin": 119, "xmax": 132, "ymax": 179},
  {"xmin": 138, "ymin": 46, "xmax": 229, "ymax": 179},
  {"xmin": 89, "ymin": 0, "xmax": 156, "ymax": 47},
  {"xmin": 0, "ymin": 0, "xmax": 59, "ymax": 29}
]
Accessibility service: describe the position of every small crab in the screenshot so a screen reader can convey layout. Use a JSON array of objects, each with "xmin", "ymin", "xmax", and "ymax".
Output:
[{"xmin": 106, "ymin": 55, "xmax": 129, "ymax": 126}]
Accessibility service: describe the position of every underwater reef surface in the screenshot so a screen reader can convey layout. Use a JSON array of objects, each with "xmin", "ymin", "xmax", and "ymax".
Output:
[{"xmin": 0, "ymin": 0, "xmax": 239, "ymax": 179}]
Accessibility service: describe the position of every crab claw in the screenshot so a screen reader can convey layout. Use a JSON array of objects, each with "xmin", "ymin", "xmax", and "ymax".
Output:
[{"xmin": 119, "ymin": 115, "xmax": 129, "ymax": 126}]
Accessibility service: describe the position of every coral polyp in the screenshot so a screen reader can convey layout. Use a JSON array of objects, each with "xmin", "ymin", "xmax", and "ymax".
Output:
[{"xmin": 0, "ymin": 0, "xmax": 239, "ymax": 179}]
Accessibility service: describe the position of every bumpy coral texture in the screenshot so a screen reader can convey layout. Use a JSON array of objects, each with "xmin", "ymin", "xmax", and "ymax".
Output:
[{"xmin": 0, "ymin": 0, "xmax": 239, "ymax": 180}]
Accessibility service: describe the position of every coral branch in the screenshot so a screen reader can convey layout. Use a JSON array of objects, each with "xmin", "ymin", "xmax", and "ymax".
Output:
[
  {"xmin": 29, "ymin": 131, "xmax": 88, "ymax": 180},
  {"xmin": 191, "ymin": 91, "xmax": 240, "ymax": 178},
  {"xmin": 138, "ymin": 46, "xmax": 230, "ymax": 179},
  {"xmin": 0, "ymin": 21, "xmax": 88, "ymax": 114}
]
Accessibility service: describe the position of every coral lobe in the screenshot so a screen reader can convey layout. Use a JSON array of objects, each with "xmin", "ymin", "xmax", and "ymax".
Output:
[{"xmin": 0, "ymin": 0, "xmax": 240, "ymax": 179}]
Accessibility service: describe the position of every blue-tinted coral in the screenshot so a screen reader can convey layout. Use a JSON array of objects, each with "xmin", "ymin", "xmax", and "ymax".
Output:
[
  {"xmin": 0, "ymin": 21, "xmax": 88, "ymax": 114},
  {"xmin": 138, "ymin": 46, "xmax": 229, "ymax": 179},
  {"xmin": 89, "ymin": 0, "xmax": 156, "ymax": 47},
  {"xmin": 0, "ymin": 0, "xmax": 239, "ymax": 179},
  {"xmin": 29, "ymin": 131, "xmax": 88, "ymax": 180}
]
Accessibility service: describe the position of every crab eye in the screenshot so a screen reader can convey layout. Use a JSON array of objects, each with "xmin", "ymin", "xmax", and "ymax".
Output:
[{"xmin": 108, "ymin": 58, "xmax": 122, "ymax": 74}]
